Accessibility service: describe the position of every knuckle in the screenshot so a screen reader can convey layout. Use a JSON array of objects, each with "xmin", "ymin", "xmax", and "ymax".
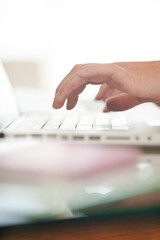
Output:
[
  {"xmin": 73, "ymin": 64, "xmax": 82, "ymax": 71},
  {"xmin": 86, "ymin": 64, "xmax": 98, "ymax": 75},
  {"xmin": 89, "ymin": 64, "xmax": 96, "ymax": 72},
  {"xmin": 73, "ymin": 63, "xmax": 97, "ymax": 74}
]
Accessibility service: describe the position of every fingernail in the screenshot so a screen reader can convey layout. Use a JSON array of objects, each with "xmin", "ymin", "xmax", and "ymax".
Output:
[
  {"xmin": 103, "ymin": 107, "xmax": 110, "ymax": 112},
  {"xmin": 105, "ymin": 98, "xmax": 109, "ymax": 107},
  {"xmin": 103, "ymin": 98, "xmax": 110, "ymax": 112},
  {"xmin": 52, "ymin": 100, "xmax": 61, "ymax": 109},
  {"xmin": 95, "ymin": 95, "xmax": 100, "ymax": 100}
]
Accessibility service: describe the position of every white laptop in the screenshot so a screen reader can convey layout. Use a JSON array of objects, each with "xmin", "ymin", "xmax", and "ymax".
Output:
[{"xmin": 1, "ymin": 61, "xmax": 160, "ymax": 146}]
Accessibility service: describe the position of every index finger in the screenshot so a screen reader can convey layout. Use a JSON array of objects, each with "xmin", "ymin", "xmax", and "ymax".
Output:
[
  {"xmin": 53, "ymin": 64, "xmax": 88, "ymax": 108},
  {"xmin": 53, "ymin": 63, "xmax": 115, "ymax": 109},
  {"xmin": 53, "ymin": 74, "xmax": 86, "ymax": 109}
]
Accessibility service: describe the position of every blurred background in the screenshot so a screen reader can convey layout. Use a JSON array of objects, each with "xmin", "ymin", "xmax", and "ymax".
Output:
[{"xmin": 0, "ymin": 0, "xmax": 160, "ymax": 99}]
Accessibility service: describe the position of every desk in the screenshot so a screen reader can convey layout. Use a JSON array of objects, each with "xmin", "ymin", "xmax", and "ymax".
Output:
[{"xmin": 0, "ymin": 210, "xmax": 160, "ymax": 240}]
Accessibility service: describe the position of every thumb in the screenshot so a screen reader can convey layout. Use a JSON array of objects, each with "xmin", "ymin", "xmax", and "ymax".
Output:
[{"xmin": 103, "ymin": 93, "xmax": 149, "ymax": 112}]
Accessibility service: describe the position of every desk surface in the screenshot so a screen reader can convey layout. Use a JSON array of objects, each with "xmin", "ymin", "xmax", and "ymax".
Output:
[{"xmin": 0, "ymin": 211, "xmax": 160, "ymax": 240}]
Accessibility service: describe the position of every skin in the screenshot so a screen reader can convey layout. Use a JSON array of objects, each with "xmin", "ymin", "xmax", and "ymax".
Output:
[{"xmin": 52, "ymin": 61, "xmax": 160, "ymax": 112}]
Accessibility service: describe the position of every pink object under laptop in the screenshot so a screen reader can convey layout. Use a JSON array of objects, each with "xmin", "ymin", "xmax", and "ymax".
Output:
[{"xmin": 0, "ymin": 140, "xmax": 141, "ymax": 179}]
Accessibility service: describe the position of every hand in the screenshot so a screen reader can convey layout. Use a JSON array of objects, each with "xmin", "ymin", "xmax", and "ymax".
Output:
[
  {"xmin": 95, "ymin": 84, "xmax": 123, "ymax": 112},
  {"xmin": 53, "ymin": 61, "xmax": 160, "ymax": 111}
]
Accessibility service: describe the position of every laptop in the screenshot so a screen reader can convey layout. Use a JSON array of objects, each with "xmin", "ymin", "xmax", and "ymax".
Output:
[{"xmin": 1, "ymin": 60, "xmax": 160, "ymax": 146}]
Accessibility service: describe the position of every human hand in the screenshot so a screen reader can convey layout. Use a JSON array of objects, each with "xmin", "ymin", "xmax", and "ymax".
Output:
[
  {"xmin": 53, "ymin": 61, "xmax": 160, "ymax": 111},
  {"xmin": 95, "ymin": 84, "xmax": 123, "ymax": 112}
]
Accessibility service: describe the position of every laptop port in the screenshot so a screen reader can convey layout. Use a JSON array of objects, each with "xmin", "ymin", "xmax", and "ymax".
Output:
[
  {"xmin": 47, "ymin": 134, "xmax": 57, "ymax": 139},
  {"xmin": 61, "ymin": 135, "xmax": 68, "ymax": 140},
  {"xmin": 14, "ymin": 134, "xmax": 26, "ymax": 138},
  {"xmin": 107, "ymin": 136, "xmax": 130, "ymax": 140},
  {"xmin": 89, "ymin": 136, "xmax": 100, "ymax": 140},
  {"xmin": 31, "ymin": 134, "xmax": 41, "ymax": 138},
  {"xmin": 73, "ymin": 135, "xmax": 84, "ymax": 140}
]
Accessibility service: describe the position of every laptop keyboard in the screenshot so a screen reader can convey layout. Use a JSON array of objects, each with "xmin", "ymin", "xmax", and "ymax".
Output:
[
  {"xmin": 6, "ymin": 112, "xmax": 129, "ymax": 132},
  {"xmin": 40, "ymin": 114, "xmax": 129, "ymax": 131}
]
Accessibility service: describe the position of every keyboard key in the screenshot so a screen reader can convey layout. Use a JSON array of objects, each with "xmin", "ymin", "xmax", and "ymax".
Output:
[
  {"xmin": 43, "ymin": 116, "xmax": 63, "ymax": 130},
  {"xmin": 146, "ymin": 119, "xmax": 160, "ymax": 126},
  {"xmin": 78, "ymin": 115, "xmax": 94, "ymax": 125},
  {"xmin": 17, "ymin": 116, "xmax": 41, "ymax": 130},
  {"xmin": 76, "ymin": 125, "xmax": 93, "ymax": 130},
  {"xmin": 32, "ymin": 116, "xmax": 49, "ymax": 130},
  {"xmin": 94, "ymin": 114, "xmax": 110, "ymax": 130},
  {"xmin": 94, "ymin": 126, "xmax": 110, "ymax": 131},
  {"xmin": 112, "ymin": 126, "xmax": 129, "ymax": 130},
  {"xmin": 95, "ymin": 114, "xmax": 110, "ymax": 125},
  {"xmin": 76, "ymin": 115, "xmax": 94, "ymax": 130},
  {"xmin": 60, "ymin": 116, "xmax": 78, "ymax": 130},
  {"xmin": 6, "ymin": 115, "xmax": 27, "ymax": 130},
  {"xmin": 110, "ymin": 116, "xmax": 127, "ymax": 127}
]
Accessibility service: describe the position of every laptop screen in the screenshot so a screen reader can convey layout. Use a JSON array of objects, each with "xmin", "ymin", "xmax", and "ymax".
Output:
[{"xmin": 0, "ymin": 61, "xmax": 20, "ymax": 128}]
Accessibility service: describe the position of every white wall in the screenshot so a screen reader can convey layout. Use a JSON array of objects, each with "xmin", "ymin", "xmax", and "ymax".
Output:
[{"xmin": 0, "ymin": 0, "xmax": 160, "ymax": 95}]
